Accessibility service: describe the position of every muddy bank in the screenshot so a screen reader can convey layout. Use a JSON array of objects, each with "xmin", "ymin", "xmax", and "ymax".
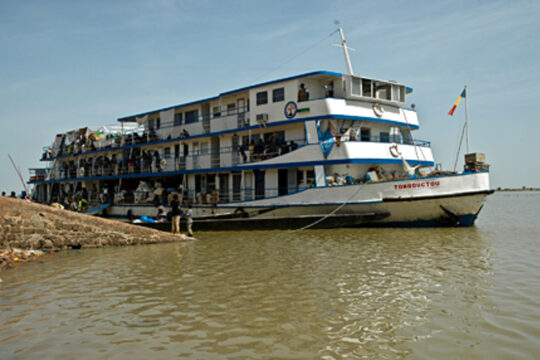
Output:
[
  {"xmin": 0, "ymin": 197, "xmax": 191, "ymax": 251},
  {"xmin": 0, "ymin": 248, "xmax": 45, "ymax": 270}
]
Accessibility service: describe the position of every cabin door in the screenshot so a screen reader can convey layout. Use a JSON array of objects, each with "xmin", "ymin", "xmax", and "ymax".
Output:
[
  {"xmin": 231, "ymin": 134, "xmax": 239, "ymax": 166},
  {"xmin": 237, "ymin": 98, "xmax": 246, "ymax": 127},
  {"xmin": 193, "ymin": 142, "xmax": 199, "ymax": 169},
  {"xmin": 219, "ymin": 174, "xmax": 229, "ymax": 202},
  {"xmin": 244, "ymin": 172, "xmax": 253, "ymax": 201},
  {"xmin": 254, "ymin": 170, "xmax": 265, "ymax": 199},
  {"xmin": 278, "ymin": 169, "xmax": 288, "ymax": 195},
  {"xmin": 202, "ymin": 103, "xmax": 211, "ymax": 134},
  {"xmin": 232, "ymin": 173, "xmax": 242, "ymax": 201},
  {"xmin": 211, "ymin": 136, "xmax": 220, "ymax": 168}
]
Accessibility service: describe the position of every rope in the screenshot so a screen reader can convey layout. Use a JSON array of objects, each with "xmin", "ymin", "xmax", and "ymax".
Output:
[
  {"xmin": 252, "ymin": 30, "xmax": 337, "ymax": 83},
  {"xmin": 453, "ymin": 121, "xmax": 467, "ymax": 172},
  {"xmin": 285, "ymin": 184, "xmax": 365, "ymax": 234},
  {"xmin": 84, "ymin": 203, "xmax": 111, "ymax": 215},
  {"xmin": 400, "ymin": 108, "xmax": 427, "ymax": 162}
]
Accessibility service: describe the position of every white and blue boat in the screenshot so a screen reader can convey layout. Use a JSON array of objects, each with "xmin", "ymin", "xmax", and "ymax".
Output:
[{"xmin": 29, "ymin": 29, "xmax": 492, "ymax": 229}]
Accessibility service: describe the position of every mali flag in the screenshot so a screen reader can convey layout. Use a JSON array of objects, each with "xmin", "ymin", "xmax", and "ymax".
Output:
[{"xmin": 448, "ymin": 88, "xmax": 466, "ymax": 116}]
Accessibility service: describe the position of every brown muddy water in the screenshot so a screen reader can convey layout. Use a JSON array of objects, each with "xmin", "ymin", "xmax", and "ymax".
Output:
[{"xmin": 1, "ymin": 192, "xmax": 539, "ymax": 359}]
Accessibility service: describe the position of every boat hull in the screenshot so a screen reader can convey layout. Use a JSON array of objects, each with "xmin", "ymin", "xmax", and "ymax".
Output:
[{"xmin": 109, "ymin": 172, "xmax": 492, "ymax": 230}]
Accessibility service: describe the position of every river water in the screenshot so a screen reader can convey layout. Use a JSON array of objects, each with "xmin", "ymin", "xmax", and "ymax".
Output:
[{"xmin": 1, "ymin": 192, "xmax": 539, "ymax": 359}]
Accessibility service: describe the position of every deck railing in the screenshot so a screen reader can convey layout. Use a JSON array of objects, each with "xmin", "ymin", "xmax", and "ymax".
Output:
[{"xmin": 44, "ymin": 138, "xmax": 307, "ymax": 181}]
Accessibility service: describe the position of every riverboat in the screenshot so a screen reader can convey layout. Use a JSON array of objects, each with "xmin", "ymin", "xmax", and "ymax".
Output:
[{"xmin": 28, "ymin": 29, "xmax": 492, "ymax": 229}]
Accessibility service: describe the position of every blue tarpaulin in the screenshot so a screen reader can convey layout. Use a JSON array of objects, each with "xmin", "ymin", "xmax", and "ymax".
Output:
[{"xmin": 318, "ymin": 128, "xmax": 335, "ymax": 159}]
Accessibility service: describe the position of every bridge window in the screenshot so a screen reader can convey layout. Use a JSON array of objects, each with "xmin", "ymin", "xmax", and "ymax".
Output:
[
  {"xmin": 352, "ymin": 77, "xmax": 361, "ymax": 95},
  {"xmin": 362, "ymin": 79, "xmax": 372, "ymax": 97},
  {"xmin": 374, "ymin": 82, "xmax": 391, "ymax": 100}
]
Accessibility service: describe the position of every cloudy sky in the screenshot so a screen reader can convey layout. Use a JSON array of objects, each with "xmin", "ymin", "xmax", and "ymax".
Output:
[{"xmin": 1, "ymin": 0, "xmax": 539, "ymax": 193}]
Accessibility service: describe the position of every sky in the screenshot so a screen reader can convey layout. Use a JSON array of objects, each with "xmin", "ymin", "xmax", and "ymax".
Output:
[{"xmin": 1, "ymin": 0, "xmax": 539, "ymax": 193}]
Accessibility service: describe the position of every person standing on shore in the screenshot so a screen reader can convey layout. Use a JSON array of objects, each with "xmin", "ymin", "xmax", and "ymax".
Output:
[
  {"xmin": 185, "ymin": 204, "xmax": 193, "ymax": 237},
  {"xmin": 170, "ymin": 194, "xmax": 181, "ymax": 234}
]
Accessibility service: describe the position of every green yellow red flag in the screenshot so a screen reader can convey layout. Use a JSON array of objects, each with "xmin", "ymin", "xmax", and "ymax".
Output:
[{"xmin": 448, "ymin": 88, "xmax": 466, "ymax": 116}]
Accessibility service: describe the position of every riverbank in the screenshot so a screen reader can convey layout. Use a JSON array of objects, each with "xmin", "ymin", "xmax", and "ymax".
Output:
[{"xmin": 0, "ymin": 197, "xmax": 192, "ymax": 253}]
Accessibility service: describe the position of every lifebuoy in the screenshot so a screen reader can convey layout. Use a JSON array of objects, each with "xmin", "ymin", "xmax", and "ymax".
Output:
[
  {"xmin": 389, "ymin": 143, "xmax": 401, "ymax": 158},
  {"xmin": 160, "ymin": 158, "xmax": 167, "ymax": 170},
  {"xmin": 372, "ymin": 103, "xmax": 384, "ymax": 117},
  {"xmin": 78, "ymin": 167, "xmax": 85, "ymax": 177}
]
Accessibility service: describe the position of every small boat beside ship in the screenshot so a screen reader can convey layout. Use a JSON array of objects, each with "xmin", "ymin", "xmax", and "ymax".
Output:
[{"xmin": 28, "ymin": 29, "xmax": 492, "ymax": 229}]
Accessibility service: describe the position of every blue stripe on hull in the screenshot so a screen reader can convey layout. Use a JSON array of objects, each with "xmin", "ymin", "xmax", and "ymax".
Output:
[{"xmin": 363, "ymin": 214, "xmax": 478, "ymax": 228}]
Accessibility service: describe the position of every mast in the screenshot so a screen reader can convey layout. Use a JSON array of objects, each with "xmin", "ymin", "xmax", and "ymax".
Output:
[
  {"xmin": 464, "ymin": 85, "xmax": 470, "ymax": 153},
  {"xmin": 338, "ymin": 28, "xmax": 354, "ymax": 76}
]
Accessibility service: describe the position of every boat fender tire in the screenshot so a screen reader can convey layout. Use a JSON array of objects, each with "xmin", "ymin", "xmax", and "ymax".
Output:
[
  {"xmin": 389, "ymin": 143, "xmax": 400, "ymax": 158},
  {"xmin": 373, "ymin": 102, "xmax": 384, "ymax": 117},
  {"xmin": 234, "ymin": 207, "xmax": 248, "ymax": 218}
]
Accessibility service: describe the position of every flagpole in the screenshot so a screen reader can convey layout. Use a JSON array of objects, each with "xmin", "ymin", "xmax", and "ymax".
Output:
[{"xmin": 464, "ymin": 85, "xmax": 470, "ymax": 154}]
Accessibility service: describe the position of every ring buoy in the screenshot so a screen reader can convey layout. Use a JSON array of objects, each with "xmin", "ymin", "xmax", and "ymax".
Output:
[
  {"xmin": 372, "ymin": 103, "xmax": 384, "ymax": 117},
  {"xmin": 160, "ymin": 158, "xmax": 167, "ymax": 170},
  {"xmin": 389, "ymin": 143, "xmax": 401, "ymax": 158},
  {"xmin": 78, "ymin": 167, "xmax": 85, "ymax": 177}
]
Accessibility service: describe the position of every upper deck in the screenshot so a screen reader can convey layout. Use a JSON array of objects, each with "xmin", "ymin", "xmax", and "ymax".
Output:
[{"xmin": 40, "ymin": 71, "xmax": 418, "ymax": 162}]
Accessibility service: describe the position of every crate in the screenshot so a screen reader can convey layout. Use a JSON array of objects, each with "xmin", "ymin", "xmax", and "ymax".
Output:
[{"xmin": 465, "ymin": 153, "xmax": 486, "ymax": 164}]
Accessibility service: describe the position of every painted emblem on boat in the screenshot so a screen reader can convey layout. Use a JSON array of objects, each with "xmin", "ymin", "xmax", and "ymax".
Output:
[{"xmin": 284, "ymin": 101, "xmax": 297, "ymax": 119}]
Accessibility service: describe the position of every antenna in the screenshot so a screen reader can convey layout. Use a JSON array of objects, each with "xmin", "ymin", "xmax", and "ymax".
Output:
[{"xmin": 332, "ymin": 23, "xmax": 355, "ymax": 75}]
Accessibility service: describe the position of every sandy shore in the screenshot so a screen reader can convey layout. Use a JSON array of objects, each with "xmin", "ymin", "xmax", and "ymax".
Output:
[{"xmin": 0, "ymin": 197, "xmax": 192, "ymax": 253}]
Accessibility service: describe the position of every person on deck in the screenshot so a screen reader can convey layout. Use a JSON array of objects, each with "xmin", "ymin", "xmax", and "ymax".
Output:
[{"xmin": 298, "ymin": 83, "xmax": 309, "ymax": 102}]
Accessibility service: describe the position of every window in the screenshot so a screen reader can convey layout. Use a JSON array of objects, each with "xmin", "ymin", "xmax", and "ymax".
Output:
[
  {"xmin": 273, "ymin": 88, "xmax": 284, "ymax": 102},
  {"xmin": 185, "ymin": 109, "xmax": 199, "ymax": 124},
  {"xmin": 148, "ymin": 118, "xmax": 155, "ymax": 131},
  {"xmin": 380, "ymin": 132, "xmax": 390, "ymax": 142},
  {"xmin": 156, "ymin": 117, "xmax": 161, "ymax": 129},
  {"xmin": 360, "ymin": 127, "xmax": 371, "ymax": 141},
  {"xmin": 256, "ymin": 91, "xmax": 268, "ymax": 105},
  {"xmin": 164, "ymin": 147, "xmax": 171, "ymax": 157},
  {"xmin": 352, "ymin": 77, "xmax": 361, "ymax": 95},
  {"xmin": 374, "ymin": 82, "xmax": 391, "ymax": 100},
  {"xmin": 213, "ymin": 106, "xmax": 221, "ymax": 118},
  {"xmin": 227, "ymin": 103, "xmax": 236, "ymax": 115},
  {"xmin": 174, "ymin": 113, "xmax": 183, "ymax": 126},
  {"xmin": 399, "ymin": 86, "xmax": 405, "ymax": 102},
  {"xmin": 362, "ymin": 79, "xmax": 372, "ymax": 97}
]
